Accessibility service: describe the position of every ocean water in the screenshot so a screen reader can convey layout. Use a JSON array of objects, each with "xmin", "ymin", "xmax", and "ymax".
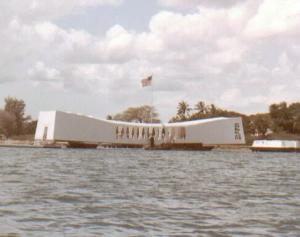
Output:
[{"xmin": 0, "ymin": 148, "xmax": 299, "ymax": 237}]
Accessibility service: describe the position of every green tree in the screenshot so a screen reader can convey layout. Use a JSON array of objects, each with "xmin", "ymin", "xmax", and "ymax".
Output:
[
  {"xmin": 113, "ymin": 105, "xmax": 160, "ymax": 123},
  {"xmin": 269, "ymin": 102, "xmax": 293, "ymax": 133},
  {"xmin": 251, "ymin": 113, "xmax": 270, "ymax": 137},
  {"xmin": 177, "ymin": 101, "xmax": 191, "ymax": 120},
  {"xmin": 4, "ymin": 97, "xmax": 30, "ymax": 135},
  {"xmin": 288, "ymin": 102, "xmax": 300, "ymax": 133},
  {"xmin": 195, "ymin": 101, "xmax": 207, "ymax": 114},
  {"xmin": 0, "ymin": 110, "xmax": 16, "ymax": 137},
  {"xmin": 209, "ymin": 104, "xmax": 218, "ymax": 116},
  {"xmin": 106, "ymin": 115, "xmax": 113, "ymax": 120},
  {"xmin": 191, "ymin": 101, "xmax": 209, "ymax": 119},
  {"xmin": 23, "ymin": 120, "xmax": 37, "ymax": 135}
]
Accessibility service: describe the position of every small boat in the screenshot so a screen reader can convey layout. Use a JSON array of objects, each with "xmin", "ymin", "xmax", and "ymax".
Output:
[
  {"xmin": 144, "ymin": 143, "xmax": 214, "ymax": 151},
  {"xmin": 251, "ymin": 140, "xmax": 300, "ymax": 152}
]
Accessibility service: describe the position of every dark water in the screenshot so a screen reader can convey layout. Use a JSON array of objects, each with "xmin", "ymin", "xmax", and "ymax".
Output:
[{"xmin": 0, "ymin": 148, "xmax": 299, "ymax": 237}]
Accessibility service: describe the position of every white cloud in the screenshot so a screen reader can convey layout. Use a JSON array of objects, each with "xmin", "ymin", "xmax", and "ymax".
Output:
[
  {"xmin": 158, "ymin": 0, "xmax": 245, "ymax": 9},
  {"xmin": 27, "ymin": 61, "xmax": 63, "ymax": 89},
  {"xmin": 221, "ymin": 88, "xmax": 241, "ymax": 102},
  {"xmin": 28, "ymin": 61, "xmax": 61, "ymax": 81},
  {"xmin": 245, "ymin": 0, "xmax": 300, "ymax": 38},
  {"xmin": 1, "ymin": 0, "xmax": 300, "ymax": 120}
]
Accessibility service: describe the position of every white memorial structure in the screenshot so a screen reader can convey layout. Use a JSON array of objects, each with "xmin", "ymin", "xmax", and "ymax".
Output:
[{"xmin": 34, "ymin": 111, "xmax": 245, "ymax": 148}]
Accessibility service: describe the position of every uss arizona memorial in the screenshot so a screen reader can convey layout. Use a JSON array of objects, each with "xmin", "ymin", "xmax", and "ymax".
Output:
[{"xmin": 34, "ymin": 111, "xmax": 245, "ymax": 148}]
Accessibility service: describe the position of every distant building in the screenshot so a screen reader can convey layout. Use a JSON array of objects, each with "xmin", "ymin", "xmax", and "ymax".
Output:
[
  {"xmin": 34, "ymin": 111, "xmax": 245, "ymax": 147},
  {"xmin": 251, "ymin": 140, "xmax": 300, "ymax": 152}
]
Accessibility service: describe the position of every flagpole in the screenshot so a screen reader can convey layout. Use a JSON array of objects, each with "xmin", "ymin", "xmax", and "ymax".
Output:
[
  {"xmin": 141, "ymin": 75, "xmax": 154, "ymax": 124},
  {"xmin": 151, "ymin": 74, "xmax": 154, "ymax": 124}
]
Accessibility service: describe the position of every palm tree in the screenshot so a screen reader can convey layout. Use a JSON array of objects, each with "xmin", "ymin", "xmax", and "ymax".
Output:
[
  {"xmin": 177, "ymin": 101, "xmax": 191, "ymax": 121},
  {"xmin": 210, "ymin": 104, "xmax": 218, "ymax": 115},
  {"xmin": 195, "ymin": 101, "xmax": 207, "ymax": 114}
]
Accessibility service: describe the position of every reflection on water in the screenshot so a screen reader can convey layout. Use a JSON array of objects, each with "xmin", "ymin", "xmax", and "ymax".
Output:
[
  {"xmin": 0, "ymin": 234, "xmax": 20, "ymax": 237},
  {"xmin": 0, "ymin": 148, "xmax": 300, "ymax": 236}
]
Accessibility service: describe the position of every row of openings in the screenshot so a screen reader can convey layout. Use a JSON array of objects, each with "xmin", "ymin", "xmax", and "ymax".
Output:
[{"xmin": 115, "ymin": 126, "xmax": 186, "ymax": 140}]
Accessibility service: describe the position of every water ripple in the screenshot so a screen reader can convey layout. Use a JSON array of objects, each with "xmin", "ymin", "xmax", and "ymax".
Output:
[{"xmin": 0, "ymin": 148, "xmax": 299, "ymax": 236}]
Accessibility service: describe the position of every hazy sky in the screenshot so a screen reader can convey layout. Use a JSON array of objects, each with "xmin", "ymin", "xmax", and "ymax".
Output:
[{"xmin": 1, "ymin": 0, "xmax": 300, "ymax": 121}]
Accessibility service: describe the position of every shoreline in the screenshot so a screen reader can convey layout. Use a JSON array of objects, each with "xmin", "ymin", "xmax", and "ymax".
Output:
[
  {"xmin": 0, "ymin": 140, "xmax": 251, "ymax": 150},
  {"xmin": 0, "ymin": 140, "xmax": 63, "ymax": 149}
]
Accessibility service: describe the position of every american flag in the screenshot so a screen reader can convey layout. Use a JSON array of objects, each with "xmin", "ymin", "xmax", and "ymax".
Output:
[{"xmin": 141, "ymin": 75, "xmax": 152, "ymax": 87}]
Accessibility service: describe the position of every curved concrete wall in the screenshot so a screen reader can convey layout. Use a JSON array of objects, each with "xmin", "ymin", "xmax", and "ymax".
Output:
[{"xmin": 35, "ymin": 111, "xmax": 245, "ymax": 145}]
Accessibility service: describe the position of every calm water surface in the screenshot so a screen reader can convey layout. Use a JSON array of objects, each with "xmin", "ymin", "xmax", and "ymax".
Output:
[{"xmin": 0, "ymin": 148, "xmax": 299, "ymax": 237}]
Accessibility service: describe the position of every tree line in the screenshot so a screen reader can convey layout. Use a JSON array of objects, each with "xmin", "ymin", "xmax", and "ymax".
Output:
[
  {"xmin": 1, "ymin": 96, "xmax": 300, "ymax": 142},
  {"xmin": 170, "ymin": 100, "xmax": 300, "ymax": 142},
  {"xmin": 0, "ymin": 97, "xmax": 36, "ymax": 139},
  {"xmin": 110, "ymin": 100, "xmax": 300, "ymax": 143},
  {"xmin": 107, "ymin": 105, "xmax": 160, "ymax": 123}
]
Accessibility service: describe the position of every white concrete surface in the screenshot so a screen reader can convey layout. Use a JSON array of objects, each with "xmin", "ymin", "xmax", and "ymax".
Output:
[
  {"xmin": 252, "ymin": 140, "xmax": 300, "ymax": 148},
  {"xmin": 34, "ymin": 111, "xmax": 56, "ymax": 141},
  {"xmin": 35, "ymin": 111, "xmax": 246, "ymax": 145}
]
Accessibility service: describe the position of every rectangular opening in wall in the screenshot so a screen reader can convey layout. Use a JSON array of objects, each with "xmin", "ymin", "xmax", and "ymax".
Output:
[{"xmin": 43, "ymin": 126, "xmax": 48, "ymax": 141}]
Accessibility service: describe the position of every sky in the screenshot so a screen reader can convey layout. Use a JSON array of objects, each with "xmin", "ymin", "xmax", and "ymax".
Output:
[{"xmin": 1, "ymin": 0, "xmax": 300, "ymax": 121}]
